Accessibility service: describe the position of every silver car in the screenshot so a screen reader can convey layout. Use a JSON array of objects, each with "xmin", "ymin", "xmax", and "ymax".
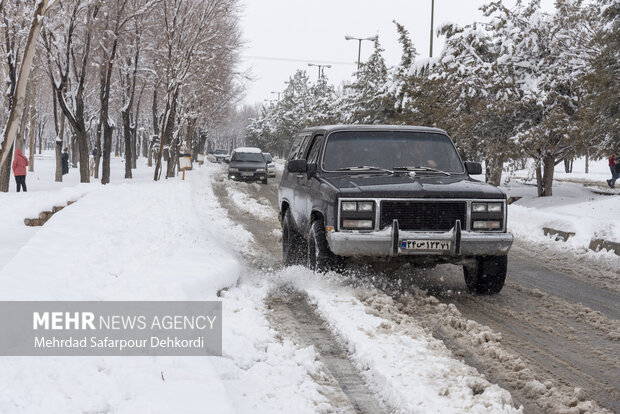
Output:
[{"xmin": 263, "ymin": 153, "xmax": 276, "ymax": 177}]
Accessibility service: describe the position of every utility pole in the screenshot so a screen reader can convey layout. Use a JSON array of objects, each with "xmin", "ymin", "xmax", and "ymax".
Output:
[{"xmin": 430, "ymin": 0, "xmax": 435, "ymax": 57}]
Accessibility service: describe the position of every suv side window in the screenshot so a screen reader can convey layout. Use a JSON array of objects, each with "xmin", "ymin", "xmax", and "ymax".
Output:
[
  {"xmin": 306, "ymin": 135, "xmax": 324, "ymax": 164},
  {"xmin": 288, "ymin": 134, "xmax": 310, "ymax": 161}
]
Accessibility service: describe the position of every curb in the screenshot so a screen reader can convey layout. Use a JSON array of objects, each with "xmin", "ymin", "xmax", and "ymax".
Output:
[{"xmin": 542, "ymin": 227, "xmax": 619, "ymax": 256}]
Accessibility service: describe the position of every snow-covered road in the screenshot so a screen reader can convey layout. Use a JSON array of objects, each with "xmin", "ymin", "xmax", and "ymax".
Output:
[{"xmin": 214, "ymin": 165, "xmax": 618, "ymax": 414}]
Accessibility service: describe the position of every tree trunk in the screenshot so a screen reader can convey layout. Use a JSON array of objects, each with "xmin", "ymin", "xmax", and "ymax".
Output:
[
  {"xmin": 94, "ymin": 121, "xmax": 101, "ymax": 179},
  {"xmin": 542, "ymin": 153, "xmax": 555, "ymax": 197},
  {"xmin": 55, "ymin": 141, "xmax": 63, "ymax": 182},
  {"xmin": 485, "ymin": 156, "xmax": 504, "ymax": 187},
  {"xmin": 585, "ymin": 152, "xmax": 589, "ymax": 174},
  {"xmin": 76, "ymin": 129, "xmax": 90, "ymax": 183},
  {"xmin": 0, "ymin": 145, "xmax": 13, "ymax": 192},
  {"xmin": 0, "ymin": 0, "xmax": 53, "ymax": 174},
  {"xmin": 164, "ymin": 100, "xmax": 177, "ymax": 179},
  {"xmin": 71, "ymin": 135, "xmax": 79, "ymax": 168},
  {"xmin": 131, "ymin": 128, "xmax": 137, "ymax": 169},
  {"xmin": 535, "ymin": 163, "xmax": 544, "ymax": 197},
  {"xmin": 28, "ymin": 107, "xmax": 35, "ymax": 172},
  {"xmin": 122, "ymin": 108, "xmax": 132, "ymax": 179},
  {"xmin": 142, "ymin": 134, "xmax": 148, "ymax": 158},
  {"xmin": 102, "ymin": 122, "xmax": 113, "ymax": 184},
  {"xmin": 147, "ymin": 142, "xmax": 153, "ymax": 167},
  {"xmin": 38, "ymin": 124, "xmax": 42, "ymax": 154},
  {"xmin": 55, "ymin": 115, "xmax": 65, "ymax": 182}
]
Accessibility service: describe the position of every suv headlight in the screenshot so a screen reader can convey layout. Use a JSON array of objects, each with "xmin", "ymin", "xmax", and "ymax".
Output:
[
  {"xmin": 470, "ymin": 201, "xmax": 504, "ymax": 231},
  {"xmin": 358, "ymin": 201, "xmax": 374, "ymax": 212},
  {"xmin": 487, "ymin": 203, "xmax": 502, "ymax": 212},
  {"xmin": 256, "ymin": 168, "xmax": 265, "ymax": 172},
  {"xmin": 228, "ymin": 168, "xmax": 239, "ymax": 172},
  {"xmin": 342, "ymin": 220, "xmax": 373, "ymax": 229},
  {"xmin": 472, "ymin": 202, "xmax": 486, "ymax": 212},
  {"xmin": 341, "ymin": 201, "xmax": 375, "ymax": 212},
  {"xmin": 342, "ymin": 201, "xmax": 357, "ymax": 212},
  {"xmin": 340, "ymin": 200, "xmax": 375, "ymax": 229}
]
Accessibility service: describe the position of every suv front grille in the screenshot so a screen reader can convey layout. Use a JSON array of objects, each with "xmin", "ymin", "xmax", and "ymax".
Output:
[{"xmin": 380, "ymin": 201, "xmax": 466, "ymax": 231}]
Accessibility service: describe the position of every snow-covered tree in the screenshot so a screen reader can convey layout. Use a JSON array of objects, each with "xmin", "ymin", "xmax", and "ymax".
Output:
[{"xmin": 338, "ymin": 39, "xmax": 393, "ymax": 124}]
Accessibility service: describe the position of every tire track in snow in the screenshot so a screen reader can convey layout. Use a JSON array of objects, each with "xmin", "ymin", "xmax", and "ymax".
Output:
[{"xmin": 212, "ymin": 174, "xmax": 387, "ymax": 413}]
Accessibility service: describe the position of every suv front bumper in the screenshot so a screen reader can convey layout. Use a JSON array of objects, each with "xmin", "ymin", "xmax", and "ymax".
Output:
[
  {"xmin": 326, "ymin": 221, "xmax": 513, "ymax": 257},
  {"xmin": 228, "ymin": 172, "xmax": 267, "ymax": 181}
]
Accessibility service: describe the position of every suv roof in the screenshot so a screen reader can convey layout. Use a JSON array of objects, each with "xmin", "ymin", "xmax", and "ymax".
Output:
[
  {"xmin": 299, "ymin": 124, "xmax": 448, "ymax": 135},
  {"xmin": 233, "ymin": 147, "xmax": 262, "ymax": 154}
]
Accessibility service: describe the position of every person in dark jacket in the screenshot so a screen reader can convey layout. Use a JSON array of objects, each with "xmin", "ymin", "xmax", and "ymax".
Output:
[
  {"xmin": 12, "ymin": 148, "xmax": 29, "ymax": 192},
  {"xmin": 607, "ymin": 154, "xmax": 619, "ymax": 189},
  {"xmin": 61, "ymin": 148, "xmax": 69, "ymax": 175}
]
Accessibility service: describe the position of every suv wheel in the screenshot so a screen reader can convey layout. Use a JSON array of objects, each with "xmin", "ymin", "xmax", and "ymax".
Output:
[
  {"xmin": 282, "ymin": 209, "xmax": 306, "ymax": 266},
  {"xmin": 308, "ymin": 219, "xmax": 343, "ymax": 273},
  {"xmin": 463, "ymin": 255, "xmax": 507, "ymax": 294}
]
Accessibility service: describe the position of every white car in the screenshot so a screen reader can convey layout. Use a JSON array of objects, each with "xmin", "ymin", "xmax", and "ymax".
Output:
[
  {"xmin": 208, "ymin": 149, "xmax": 229, "ymax": 163},
  {"xmin": 263, "ymin": 153, "xmax": 276, "ymax": 177}
]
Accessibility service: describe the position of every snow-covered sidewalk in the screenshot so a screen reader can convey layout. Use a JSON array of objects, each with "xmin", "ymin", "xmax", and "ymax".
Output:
[{"xmin": 0, "ymin": 164, "xmax": 327, "ymax": 413}]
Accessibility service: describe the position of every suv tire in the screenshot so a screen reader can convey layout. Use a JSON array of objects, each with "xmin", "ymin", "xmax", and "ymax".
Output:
[
  {"xmin": 282, "ymin": 209, "xmax": 306, "ymax": 266},
  {"xmin": 308, "ymin": 219, "xmax": 342, "ymax": 273},
  {"xmin": 463, "ymin": 255, "xmax": 507, "ymax": 294}
]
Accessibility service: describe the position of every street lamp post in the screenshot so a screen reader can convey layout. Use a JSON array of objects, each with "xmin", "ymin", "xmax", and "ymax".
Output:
[
  {"xmin": 430, "ymin": 0, "xmax": 435, "ymax": 57},
  {"xmin": 344, "ymin": 35, "xmax": 378, "ymax": 73},
  {"xmin": 307, "ymin": 63, "xmax": 331, "ymax": 80}
]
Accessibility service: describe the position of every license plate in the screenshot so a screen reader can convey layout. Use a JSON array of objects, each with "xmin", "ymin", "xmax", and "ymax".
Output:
[
  {"xmin": 241, "ymin": 172, "xmax": 254, "ymax": 177},
  {"xmin": 401, "ymin": 240, "xmax": 451, "ymax": 251}
]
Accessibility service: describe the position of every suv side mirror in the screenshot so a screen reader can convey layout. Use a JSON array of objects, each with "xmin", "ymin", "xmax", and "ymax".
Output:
[
  {"xmin": 287, "ymin": 159, "xmax": 307, "ymax": 173},
  {"xmin": 464, "ymin": 161, "xmax": 482, "ymax": 175}
]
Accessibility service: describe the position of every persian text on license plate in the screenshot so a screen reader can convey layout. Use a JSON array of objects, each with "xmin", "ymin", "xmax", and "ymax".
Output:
[
  {"xmin": 401, "ymin": 240, "xmax": 451, "ymax": 251},
  {"xmin": 241, "ymin": 172, "xmax": 254, "ymax": 177}
]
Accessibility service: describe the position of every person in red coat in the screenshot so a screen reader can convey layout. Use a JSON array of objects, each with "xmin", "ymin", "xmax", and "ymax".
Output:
[{"xmin": 11, "ymin": 147, "xmax": 29, "ymax": 192}]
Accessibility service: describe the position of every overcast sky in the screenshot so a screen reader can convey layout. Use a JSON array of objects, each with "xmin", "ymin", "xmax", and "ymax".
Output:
[{"xmin": 239, "ymin": 0, "xmax": 555, "ymax": 106}]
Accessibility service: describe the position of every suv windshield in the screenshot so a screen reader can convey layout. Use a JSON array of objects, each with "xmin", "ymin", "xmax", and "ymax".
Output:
[
  {"xmin": 263, "ymin": 153, "xmax": 273, "ymax": 162},
  {"xmin": 322, "ymin": 131, "xmax": 464, "ymax": 173},
  {"xmin": 232, "ymin": 152, "xmax": 265, "ymax": 163}
]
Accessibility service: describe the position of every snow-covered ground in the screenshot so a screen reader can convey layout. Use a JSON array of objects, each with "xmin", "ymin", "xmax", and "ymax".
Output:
[
  {"xmin": 0, "ymin": 153, "xmax": 616, "ymax": 413},
  {"xmin": 0, "ymin": 159, "xmax": 327, "ymax": 413},
  {"xmin": 501, "ymin": 158, "xmax": 619, "ymax": 267}
]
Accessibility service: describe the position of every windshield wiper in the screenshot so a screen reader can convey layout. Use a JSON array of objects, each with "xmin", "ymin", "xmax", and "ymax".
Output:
[
  {"xmin": 336, "ymin": 165, "xmax": 394, "ymax": 174},
  {"xmin": 392, "ymin": 166, "xmax": 451, "ymax": 176}
]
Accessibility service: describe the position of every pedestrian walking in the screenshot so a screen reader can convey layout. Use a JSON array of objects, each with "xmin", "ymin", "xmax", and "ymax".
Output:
[
  {"xmin": 61, "ymin": 148, "xmax": 69, "ymax": 175},
  {"xmin": 607, "ymin": 154, "xmax": 619, "ymax": 189},
  {"xmin": 12, "ymin": 148, "xmax": 29, "ymax": 192}
]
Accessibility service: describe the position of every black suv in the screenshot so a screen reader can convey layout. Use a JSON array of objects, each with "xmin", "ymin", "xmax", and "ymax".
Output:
[{"xmin": 278, "ymin": 125, "xmax": 513, "ymax": 294}]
